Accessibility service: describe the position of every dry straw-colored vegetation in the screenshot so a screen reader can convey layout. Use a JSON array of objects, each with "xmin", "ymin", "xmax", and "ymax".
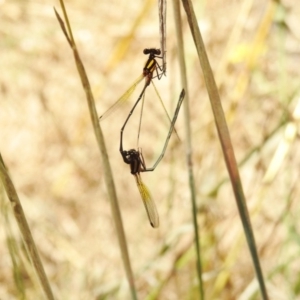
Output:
[{"xmin": 0, "ymin": 0, "xmax": 299, "ymax": 299}]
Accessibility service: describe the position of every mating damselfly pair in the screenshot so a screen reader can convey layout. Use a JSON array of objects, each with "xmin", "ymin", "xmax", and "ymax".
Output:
[{"xmin": 99, "ymin": 48, "xmax": 185, "ymax": 228}]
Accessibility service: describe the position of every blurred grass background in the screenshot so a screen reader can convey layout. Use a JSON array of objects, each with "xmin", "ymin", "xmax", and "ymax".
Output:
[{"xmin": 1, "ymin": 0, "xmax": 300, "ymax": 299}]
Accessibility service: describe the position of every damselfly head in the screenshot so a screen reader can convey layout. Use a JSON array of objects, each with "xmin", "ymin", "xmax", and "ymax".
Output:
[
  {"xmin": 143, "ymin": 48, "xmax": 161, "ymax": 56},
  {"xmin": 123, "ymin": 149, "xmax": 140, "ymax": 160}
]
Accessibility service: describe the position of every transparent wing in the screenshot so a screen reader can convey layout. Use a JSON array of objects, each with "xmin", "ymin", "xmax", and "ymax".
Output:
[
  {"xmin": 99, "ymin": 74, "xmax": 144, "ymax": 121},
  {"xmin": 151, "ymin": 81, "xmax": 180, "ymax": 141},
  {"xmin": 134, "ymin": 174, "xmax": 159, "ymax": 228}
]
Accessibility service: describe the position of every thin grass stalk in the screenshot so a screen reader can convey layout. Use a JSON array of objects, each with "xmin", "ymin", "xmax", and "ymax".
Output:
[
  {"xmin": 208, "ymin": 114, "xmax": 289, "ymax": 197},
  {"xmin": 1, "ymin": 180, "xmax": 26, "ymax": 299},
  {"xmin": 172, "ymin": 0, "xmax": 204, "ymax": 298},
  {"xmin": 54, "ymin": 2, "xmax": 137, "ymax": 299},
  {"xmin": 180, "ymin": 0, "xmax": 269, "ymax": 298},
  {"xmin": 0, "ymin": 154, "xmax": 55, "ymax": 300}
]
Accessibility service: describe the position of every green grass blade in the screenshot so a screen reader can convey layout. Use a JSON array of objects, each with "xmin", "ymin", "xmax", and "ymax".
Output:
[
  {"xmin": 172, "ymin": 0, "xmax": 204, "ymax": 298},
  {"xmin": 0, "ymin": 154, "xmax": 55, "ymax": 300},
  {"xmin": 180, "ymin": 0, "xmax": 269, "ymax": 298}
]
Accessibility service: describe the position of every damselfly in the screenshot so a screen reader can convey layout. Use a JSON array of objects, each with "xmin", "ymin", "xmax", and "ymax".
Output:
[
  {"xmin": 120, "ymin": 89, "xmax": 185, "ymax": 228},
  {"xmin": 99, "ymin": 48, "xmax": 164, "ymax": 122},
  {"xmin": 99, "ymin": 48, "xmax": 178, "ymax": 148}
]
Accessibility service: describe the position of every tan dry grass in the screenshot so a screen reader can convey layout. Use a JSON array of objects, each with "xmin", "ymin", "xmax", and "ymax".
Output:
[{"xmin": 1, "ymin": 0, "xmax": 300, "ymax": 299}]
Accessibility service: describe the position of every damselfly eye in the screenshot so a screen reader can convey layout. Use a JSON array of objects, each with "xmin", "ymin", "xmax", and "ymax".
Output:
[
  {"xmin": 143, "ymin": 49, "xmax": 150, "ymax": 55},
  {"xmin": 155, "ymin": 49, "xmax": 161, "ymax": 55}
]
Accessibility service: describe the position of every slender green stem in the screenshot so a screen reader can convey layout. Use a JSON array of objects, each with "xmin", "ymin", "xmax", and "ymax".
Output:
[
  {"xmin": 172, "ymin": 0, "xmax": 204, "ymax": 298},
  {"xmin": 180, "ymin": 0, "xmax": 269, "ymax": 299},
  {"xmin": 0, "ymin": 154, "xmax": 55, "ymax": 300}
]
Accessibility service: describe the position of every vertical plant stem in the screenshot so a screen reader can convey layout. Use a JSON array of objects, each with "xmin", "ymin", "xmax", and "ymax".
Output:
[
  {"xmin": 180, "ymin": 0, "xmax": 269, "ymax": 299},
  {"xmin": 0, "ymin": 154, "xmax": 55, "ymax": 300},
  {"xmin": 55, "ymin": 2, "xmax": 138, "ymax": 299},
  {"xmin": 172, "ymin": 0, "xmax": 204, "ymax": 298}
]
